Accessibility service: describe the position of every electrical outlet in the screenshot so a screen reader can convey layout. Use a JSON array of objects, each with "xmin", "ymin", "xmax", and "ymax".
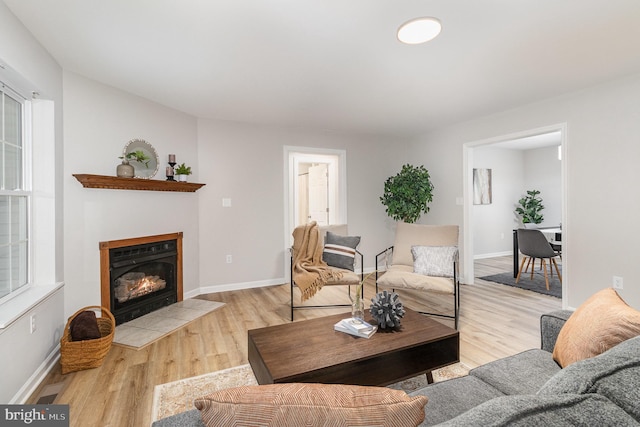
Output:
[
  {"xmin": 30, "ymin": 314, "xmax": 36, "ymax": 334},
  {"xmin": 613, "ymin": 276, "xmax": 623, "ymax": 290},
  {"xmin": 226, "ymin": 255, "xmax": 233, "ymax": 264}
]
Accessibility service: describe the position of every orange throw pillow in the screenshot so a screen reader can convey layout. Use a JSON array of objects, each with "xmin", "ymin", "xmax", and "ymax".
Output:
[
  {"xmin": 195, "ymin": 383, "xmax": 427, "ymax": 427},
  {"xmin": 553, "ymin": 288, "xmax": 640, "ymax": 368}
]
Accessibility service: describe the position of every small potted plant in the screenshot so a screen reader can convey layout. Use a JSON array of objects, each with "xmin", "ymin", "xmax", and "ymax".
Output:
[
  {"xmin": 174, "ymin": 163, "xmax": 192, "ymax": 182},
  {"xmin": 515, "ymin": 189, "xmax": 544, "ymax": 227}
]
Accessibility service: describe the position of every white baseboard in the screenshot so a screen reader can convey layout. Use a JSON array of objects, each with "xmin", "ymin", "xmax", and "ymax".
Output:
[
  {"xmin": 188, "ymin": 268, "xmax": 379, "ymax": 298},
  {"xmin": 12, "ymin": 345, "xmax": 60, "ymax": 404},
  {"xmin": 187, "ymin": 278, "xmax": 286, "ymax": 298},
  {"xmin": 474, "ymin": 251, "xmax": 512, "ymax": 260}
]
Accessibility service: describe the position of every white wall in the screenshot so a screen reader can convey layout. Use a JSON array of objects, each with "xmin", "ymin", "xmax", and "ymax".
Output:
[
  {"xmin": 472, "ymin": 147, "xmax": 523, "ymax": 256},
  {"xmin": 196, "ymin": 119, "xmax": 408, "ymax": 290},
  {"xmin": 411, "ymin": 72, "xmax": 640, "ymax": 309},
  {"xmin": 523, "ymin": 146, "xmax": 562, "ymax": 227},
  {"xmin": 63, "ymin": 71, "xmax": 200, "ymax": 318},
  {"xmin": 0, "ymin": 2, "xmax": 64, "ymax": 403}
]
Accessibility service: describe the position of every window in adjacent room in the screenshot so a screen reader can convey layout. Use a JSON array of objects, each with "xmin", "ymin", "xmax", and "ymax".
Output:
[{"xmin": 0, "ymin": 83, "xmax": 29, "ymax": 301}]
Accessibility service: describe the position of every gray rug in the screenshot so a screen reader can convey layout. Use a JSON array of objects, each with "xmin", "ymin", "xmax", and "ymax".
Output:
[{"xmin": 479, "ymin": 271, "xmax": 561, "ymax": 298}]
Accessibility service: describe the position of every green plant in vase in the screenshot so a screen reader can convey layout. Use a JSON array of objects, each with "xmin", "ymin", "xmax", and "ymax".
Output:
[
  {"xmin": 174, "ymin": 163, "xmax": 192, "ymax": 182},
  {"xmin": 174, "ymin": 163, "xmax": 192, "ymax": 175},
  {"xmin": 121, "ymin": 150, "xmax": 150, "ymax": 168}
]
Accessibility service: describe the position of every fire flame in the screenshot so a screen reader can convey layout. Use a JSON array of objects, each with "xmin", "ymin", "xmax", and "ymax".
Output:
[{"xmin": 114, "ymin": 273, "xmax": 166, "ymax": 303}]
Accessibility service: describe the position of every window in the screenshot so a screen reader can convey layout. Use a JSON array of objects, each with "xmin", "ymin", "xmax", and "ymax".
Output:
[{"xmin": 0, "ymin": 84, "xmax": 29, "ymax": 301}]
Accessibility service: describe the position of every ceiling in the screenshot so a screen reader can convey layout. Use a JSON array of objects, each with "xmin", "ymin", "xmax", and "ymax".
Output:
[
  {"xmin": 4, "ymin": 1, "xmax": 640, "ymax": 138},
  {"xmin": 492, "ymin": 131, "xmax": 562, "ymax": 151}
]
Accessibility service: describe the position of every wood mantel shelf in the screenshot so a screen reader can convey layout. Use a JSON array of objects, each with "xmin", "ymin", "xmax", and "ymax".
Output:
[{"xmin": 73, "ymin": 174, "xmax": 205, "ymax": 192}]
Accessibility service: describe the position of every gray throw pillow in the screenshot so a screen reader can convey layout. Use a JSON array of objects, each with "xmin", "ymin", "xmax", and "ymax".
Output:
[{"xmin": 322, "ymin": 231, "xmax": 360, "ymax": 271}]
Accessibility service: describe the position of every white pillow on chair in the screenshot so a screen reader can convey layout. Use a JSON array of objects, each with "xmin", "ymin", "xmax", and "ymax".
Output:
[
  {"xmin": 392, "ymin": 223, "xmax": 459, "ymax": 266},
  {"xmin": 411, "ymin": 246, "xmax": 457, "ymax": 277}
]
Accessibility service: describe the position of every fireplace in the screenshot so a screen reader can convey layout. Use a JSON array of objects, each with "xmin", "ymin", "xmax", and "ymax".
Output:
[{"xmin": 100, "ymin": 233, "xmax": 183, "ymax": 325}]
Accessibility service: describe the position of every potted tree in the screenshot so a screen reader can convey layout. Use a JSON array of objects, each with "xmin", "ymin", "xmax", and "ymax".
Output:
[
  {"xmin": 174, "ymin": 163, "xmax": 192, "ymax": 182},
  {"xmin": 515, "ymin": 189, "xmax": 544, "ymax": 227},
  {"xmin": 380, "ymin": 164, "xmax": 434, "ymax": 223}
]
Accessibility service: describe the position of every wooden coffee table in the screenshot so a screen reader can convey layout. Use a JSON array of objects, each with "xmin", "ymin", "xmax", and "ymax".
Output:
[{"xmin": 248, "ymin": 308, "xmax": 459, "ymax": 386}]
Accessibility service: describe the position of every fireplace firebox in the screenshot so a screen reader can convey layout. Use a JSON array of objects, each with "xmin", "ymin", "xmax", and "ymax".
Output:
[{"xmin": 100, "ymin": 233, "xmax": 183, "ymax": 325}]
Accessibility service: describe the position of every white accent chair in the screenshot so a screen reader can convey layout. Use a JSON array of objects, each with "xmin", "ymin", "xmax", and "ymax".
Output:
[{"xmin": 376, "ymin": 223, "xmax": 460, "ymax": 329}]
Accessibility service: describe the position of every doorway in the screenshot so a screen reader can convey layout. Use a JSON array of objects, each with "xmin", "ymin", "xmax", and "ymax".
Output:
[
  {"xmin": 283, "ymin": 147, "xmax": 347, "ymax": 278},
  {"xmin": 462, "ymin": 124, "xmax": 567, "ymax": 303}
]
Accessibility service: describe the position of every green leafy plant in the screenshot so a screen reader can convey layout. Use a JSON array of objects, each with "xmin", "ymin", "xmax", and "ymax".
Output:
[
  {"xmin": 515, "ymin": 189, "xmax": 544, "ymax": 224},
  {"xmin": 380, "ymin": 164, "xmax": 434, "ymax": 223},
  {"xmin": 174, "ymin": 163, "xmax": 192, "ymax": 175},
  {"xmin": 120, "ymin": 150, "xmax": 150, "ymax": 168}
]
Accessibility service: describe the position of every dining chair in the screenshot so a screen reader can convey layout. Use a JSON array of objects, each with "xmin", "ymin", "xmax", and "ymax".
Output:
[{"xmin": 516, "ymin": 228, "xmax": 562, "ymax": 290}]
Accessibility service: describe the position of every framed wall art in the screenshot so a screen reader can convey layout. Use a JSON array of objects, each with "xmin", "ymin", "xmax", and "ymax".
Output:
[{"xmin": 473, "ymin": 168, "xmax": 492, "ymax": 205}]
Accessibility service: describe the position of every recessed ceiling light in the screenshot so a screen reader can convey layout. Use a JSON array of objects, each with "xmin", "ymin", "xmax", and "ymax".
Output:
[{"xmin": 397, "ymin": 17, "xmax": 442, "ymax": 45}]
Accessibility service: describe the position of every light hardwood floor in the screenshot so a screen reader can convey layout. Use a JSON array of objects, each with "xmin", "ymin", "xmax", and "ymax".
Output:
[{"xmin": 28, "ymin": 256, "xmax": 561, "ymax": 426}]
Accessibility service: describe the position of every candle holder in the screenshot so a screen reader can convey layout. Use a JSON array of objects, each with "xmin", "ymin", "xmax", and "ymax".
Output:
[{"xmin": 166, "ymin": 162, "xmax": 176, "ymax": 181}]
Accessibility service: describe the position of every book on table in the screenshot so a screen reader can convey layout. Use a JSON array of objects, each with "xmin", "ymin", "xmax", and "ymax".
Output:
[{"xmin": 334, "ymin": 317, "xmax": 377, "ymax": 338}]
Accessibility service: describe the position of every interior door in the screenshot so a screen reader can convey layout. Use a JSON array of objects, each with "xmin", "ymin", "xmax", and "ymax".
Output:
[
  {"xmin": 308, "ymin": 163, "xmax": 329, "ymax": 225},
  {"xmin": 297, "ymin": 173, "xmax": 309, "ymax": 225}
]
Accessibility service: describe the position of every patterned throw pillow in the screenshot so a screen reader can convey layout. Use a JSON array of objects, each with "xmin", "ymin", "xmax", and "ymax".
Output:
[
  {"xmin": 322, "ymin": 231, "xmax": 360, "ymax": 271},
  {"xmin": 411, "ymin": 246, "xmax": 458, "ymax": 278},
  {"xmin": 195, "ymin": 383, "xmax": 428, "ymax": 427}
]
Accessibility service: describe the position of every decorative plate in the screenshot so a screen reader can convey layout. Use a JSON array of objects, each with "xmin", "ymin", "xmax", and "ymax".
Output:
[{"xmin": 122, "ymin": 138, "xmax": 158, "ymax": 179}]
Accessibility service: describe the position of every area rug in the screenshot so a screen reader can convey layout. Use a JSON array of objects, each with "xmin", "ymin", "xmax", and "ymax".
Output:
[
  {"xmin": 151, "ymin": 362, "xmax": 470, "ymax": 422},
  {"xmin": 113, "ymin": 299, "xmax": 225, "ymax": 349},
  {"xmin": 479, "ymin": 271, "xmax": 561, "ymax": 298}
]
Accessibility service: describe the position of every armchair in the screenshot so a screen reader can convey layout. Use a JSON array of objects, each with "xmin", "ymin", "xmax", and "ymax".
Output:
[
  {"xmin": 376, "ymin": 223, "xmax": 460, "ymax": 329},
  {"xmin": 290, "ymin": 223, "xmax": 363, "ymax": 321}
]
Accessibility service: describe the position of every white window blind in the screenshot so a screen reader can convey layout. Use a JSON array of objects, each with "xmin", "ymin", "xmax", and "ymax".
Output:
[{"xmin": 0, "ymin": 84, "xmax": 29, "ymax": 300}]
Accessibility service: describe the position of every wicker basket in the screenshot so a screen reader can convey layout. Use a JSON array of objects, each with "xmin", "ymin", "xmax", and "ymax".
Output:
[{"xmin": 60, "ymin": 306, "xmax": 115, "ymax": 374}]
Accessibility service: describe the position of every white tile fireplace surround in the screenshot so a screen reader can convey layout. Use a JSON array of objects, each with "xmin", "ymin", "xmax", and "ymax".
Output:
[{"xmin": 99, "ymin": 232, "xmax": 184, "ymax": 325}]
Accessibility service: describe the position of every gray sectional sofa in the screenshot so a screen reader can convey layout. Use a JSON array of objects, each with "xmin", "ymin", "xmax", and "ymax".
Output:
[
  {"xmin": 153, "ymin": 310, "xmax": 640, "ymax": 426},
  {"xmin": 413, "ymin": 310, "xmax": 640, "ymax": 425}
]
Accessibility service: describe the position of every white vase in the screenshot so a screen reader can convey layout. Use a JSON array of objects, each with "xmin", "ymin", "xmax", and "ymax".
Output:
[
  {"xmin": 176, "ymin": 174, "xmax": 188, "ymax": 182},
  {"xmin": 116, "ymin": 159, "xmax": 135, "ymax": 178}
]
